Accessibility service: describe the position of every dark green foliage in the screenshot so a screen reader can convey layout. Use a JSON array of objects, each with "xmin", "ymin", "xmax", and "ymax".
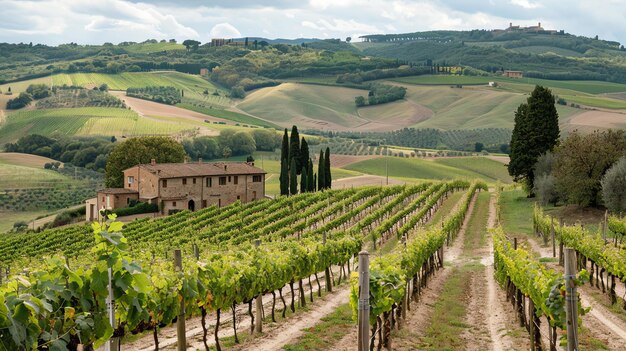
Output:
[
  {"xmin": 182, "ymin": 39, "xmax": 201, "ymax": 51},
  {"xmin": 5, "ymin": 134, "xmax": 114, "ymax": 171},
  {"xmin": 281, "ymin": 129, "xmax": 289, "ymax": 162},
  {"xmin": 26, "ymin": 84, "xmax": 51, "ymax": 99},
  {"xmin": 474, "ymin": 142, "xmax": 484, "ymax": 152},
  {"xmin": 355, "ymin": 96, "xmax": 366, "ymax": 107},
  {"xmin": 36, "ymin": 87, "xmax": 124, "ymax": 109},
  {"xmin": 105, "ymin": 136, "xmax": 185, "ymax": 188},
  {"xmin": 126, "ymin": 86, "xmax": 182, "ymax": 105},
  {"xmin": 324, "ymin": 147, "xmax": 331, "ymax": 189},
  {"xmin": 217, "ymin": 129, "xmax": 256, "ymax": 156},
  {"xmin": 553, "ymin": 130, "xmax": 626, "ymax": 207},
  {"xmin": 280, "ymin": 157, "xmax": 289, "ymax": 196},
  {"xmin": 300, "ymin": 137, "xmax": 310, "ymax": 175},
  {"xmin": 229, "ymin": 86, "xmax": 246, "ymax": 98},
  {"xmin": 290, "ymin": 126, "xmax": 301, "ymax": 174},
  {"xmin": 508, "ymin": 86, "xmax": 560, "ymax": 193},
  {"xmin": 337, "ymin": 67, "xmax": 431, "ymax": 84},
  {"xmin": 355, "ymin": 83, "xmax": 406, "ymax": 106},
  {"xmin": 182, "ymin": 137, "xmax": 220, "ymax": 160},
  {"xmin": 318, "ymin": 149, "xmax": 325, "ymax": 191},
  {"xmin": 289, "ymin": 158, "xmax": 298, "ymax": 195},
  {"xmin": 251, "ymin": 129, "xmax": 281, "ymax": 151},
  {"xmin": 6, "ymin": 92, "xmax": 33, "ymax": 109},
  {"xmin": 601, "ymin": 157, "xmax": 626, "ymax": 213},
  {"xmin": 112, "ymin": 202, "xmax": 158, "ymax": 217}
]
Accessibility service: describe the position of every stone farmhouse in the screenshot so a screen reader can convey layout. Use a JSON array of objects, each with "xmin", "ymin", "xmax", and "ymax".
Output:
[{"xmin": 86, "ymin": 160, "xmax": 266, "ymax": 221}]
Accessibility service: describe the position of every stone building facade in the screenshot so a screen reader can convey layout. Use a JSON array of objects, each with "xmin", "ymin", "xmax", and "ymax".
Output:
[{"xmin": 86, "ymin": 160, "xmax": 266, "ymax": 220}]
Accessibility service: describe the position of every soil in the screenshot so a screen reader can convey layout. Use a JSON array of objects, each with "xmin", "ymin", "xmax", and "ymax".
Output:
[
  {"xmin": 566, "ymin": 110, "xmax": 626, "ymax": 131},
  {"xmin": 109, "ymin": 91, "xmax": 229, "ymax": 125},
  {"xmin": 328, "ymin": 155, "xmax": 381, "ymax": 169},
  {"xmin": 332, "ymin": 175, "xmax": 406, "ymax": 189}
]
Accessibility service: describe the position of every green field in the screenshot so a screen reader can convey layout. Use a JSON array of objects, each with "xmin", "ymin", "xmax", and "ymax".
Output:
[
  {"xmin": 177, "ymin": 103, "xmax": 280, "ymax": 129},
  {"xmin": 391, "ymin": 75, "xmax": 492, "ymax": 85},
  {"xmin": 0, "ymin": 107, "xmax": 198, "ymax": 143},
  {"xmin": 434, "ymin": 157, "xmax": 512, "ymax": 183},
  {"xmin": 120, "ymin": 42, "xmax": 185, "ymax": 54},
  {"xmin": 344, "ymin": 156, "xmax": 510, "ymax": 183}
]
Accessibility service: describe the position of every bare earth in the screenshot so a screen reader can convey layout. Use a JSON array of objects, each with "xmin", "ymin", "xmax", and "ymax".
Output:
[
  {"xmin": 486, "ymin": 155, "xmax": 510, "ymax": 165},
  {"xmin": 566, "ymin": 109, "xmax": 626, "ymax": 131},
  {"xmin": 0, "ymin": 152, "xmax": 61, "ymax": 168},
  {"xmin": 109, "ymin": 91, "xmax": 227, "ymax": 128},
  {"xmin": 332, "ymin": 175, "xmax": 405, "ymax": 189},
  {"xmin": 329, "ymin": 154, "xmax": 381, "ymax": 168}
]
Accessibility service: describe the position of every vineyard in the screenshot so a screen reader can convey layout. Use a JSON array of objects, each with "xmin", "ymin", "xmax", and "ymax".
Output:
[{"xmin": 0, "ymin": 180, "xmax": 479, "ymax": 350}]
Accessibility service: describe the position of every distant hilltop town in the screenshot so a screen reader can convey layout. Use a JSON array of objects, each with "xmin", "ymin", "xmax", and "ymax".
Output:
[{"xmin": 498, "ymin": 22, "xmax": 563, "ymax": 34}]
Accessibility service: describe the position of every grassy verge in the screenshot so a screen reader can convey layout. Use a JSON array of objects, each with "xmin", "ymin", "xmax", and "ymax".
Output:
[
  {"xmin": 463, "ymin": 191, "xmax": 490, "ymax": 253},
  {"xmin": 500, "ymin": 189, "xmax": 534, "ymax": 236},
  {"xmin": 408, "ymin": 265, "xmax": 475, "ymax": 351},
  {"xmin": 282, "ymin": 303, "xmax": 354, "ymax": 351},
  {"xmin": 177, "ymin": 103, "xmax": 280, "ymax": 129}
]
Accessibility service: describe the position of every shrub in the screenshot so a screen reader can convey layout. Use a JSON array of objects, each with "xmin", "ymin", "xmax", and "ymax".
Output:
[
  {"xmin": 113, "ymin": 202, "xmax": 158, "ymax": 217},
  {"xmin": 601, "ymin": 156, "xmax": 626, "ymax": 213}
]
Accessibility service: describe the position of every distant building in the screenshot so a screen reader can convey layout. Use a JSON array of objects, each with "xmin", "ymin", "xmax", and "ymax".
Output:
[
  {"xmin": 506, "ymin": 22, "xmax": 558, "ymax": 34},
  {"xmin": 503, "ymin": 70, "xmax": 524, "ymax": 78},
  {"xmin": 86, "ymin": 160, "xmax": 266, "ymax": 221},
  {"xmin": 200, "ymin": 68, "xmax": 209, "ymax": 76}
]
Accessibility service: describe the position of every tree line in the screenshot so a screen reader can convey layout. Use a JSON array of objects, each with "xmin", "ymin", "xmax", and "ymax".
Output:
[
  {"xmin": 279, "ymin": 126, "xmax": 331, "ymax": 196},
  {"xmin": 126, "ymin": 86, "xmax": 182, "ymax": 105},
  {"xmin": 508, "ymin": 85, "xmax": 626, "ymax": 213}
]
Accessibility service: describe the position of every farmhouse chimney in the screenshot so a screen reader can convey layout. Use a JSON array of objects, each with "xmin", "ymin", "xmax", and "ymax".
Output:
[
  {"xmin": 150, "ymin": 159, "xmax": 156, "ymax": 166},
  {"xmin": 224, "ymin": 164, "xmax": 227, "ymax": 171}
]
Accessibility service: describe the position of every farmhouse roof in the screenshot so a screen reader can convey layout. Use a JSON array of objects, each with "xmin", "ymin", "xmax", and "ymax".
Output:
[
  {"xmin": 97, "ymin": 188, "xmax": 139, "ymax": 194},
  {"xmin": 130, "ymin": 162, "xmax": 266, "ymax": 178}
]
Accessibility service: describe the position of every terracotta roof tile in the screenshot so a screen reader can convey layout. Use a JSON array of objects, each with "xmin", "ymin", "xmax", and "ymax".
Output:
[{"xmin": 97, "ymin": 188, "xmax": 139, "ymax": 194}]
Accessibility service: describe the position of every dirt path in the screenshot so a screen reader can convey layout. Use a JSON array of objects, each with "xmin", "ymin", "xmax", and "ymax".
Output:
[{"xmin": 228, "ymin": 286, "xmax": 350, "ymax": 351}]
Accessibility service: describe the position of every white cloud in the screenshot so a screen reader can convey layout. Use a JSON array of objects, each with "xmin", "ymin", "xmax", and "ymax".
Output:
[
  {"xmin": 510, "ymin": 0, "xmax": 541, "ymax": 9},
  {"xmin": 209, "ymin": 23, "xmax": 242, "ymax": 38}
]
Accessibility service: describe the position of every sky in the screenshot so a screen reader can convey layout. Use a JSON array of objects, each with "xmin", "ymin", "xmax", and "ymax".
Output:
[{"xmin": 0, "ymin": 0, "xmax": 625, "ymax": 46}]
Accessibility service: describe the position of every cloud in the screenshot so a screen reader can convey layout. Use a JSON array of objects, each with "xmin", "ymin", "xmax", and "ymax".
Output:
[
  {"xmin": 0, "ymin": 0, "xmax": 624, "ymax": 45},
  {"xmin": 209, "ymin": 23, "xmax": 242, "ymax": 38}
]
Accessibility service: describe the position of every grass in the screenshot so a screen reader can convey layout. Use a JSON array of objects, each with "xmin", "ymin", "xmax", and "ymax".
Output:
[
  {"xmin": 463, "ymin": 191, "xmax": 490, "ymax": 252},
  {"xmin": 177, "ymin": 103, "xmax": 280, "ymax": 129},
  {"xmin": 409, "ymin": 266, "xmax": 474, "ymax": 351},
  {"xmin": 434, "ymin": 157, "xmax": 513, "ymax": 184},
  {"xmin": 499, "ymin": 189, "xmax": 535, "ymax": 236},
  {"xmin": 282, "ymin": 303, "xmax": 354, "ymax": 351},
  {"xmin": 391, "ymin": 75, "xmax": 492, "ymax": 85},
  {"xmin": 0, "ymin": 153, "xmax": 59, "ymax": 168},
  {"xmin": 0, "ymin": 210, "xmax": 50, "ymax": 233},
  {"xmin": 0, "ymin": 107, "xmax": 198, "ymax": 143},
  {"xmin": 561, "ymin": 94, "xmax": 626, "ymax": 109},
  {"xmin": 345, "ymin": 157, "xmax": 510, "ymax": 184}
]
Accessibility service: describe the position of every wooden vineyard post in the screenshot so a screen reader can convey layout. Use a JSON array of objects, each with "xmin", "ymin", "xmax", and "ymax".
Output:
[
  {"xmin": 324, "ymin": 232, "xmax": 332, "ymax": 293},
  {"xmin": 357, "ymin": 251, "xmax": 370, "ymax": 351},
  {"xmin": 603, "ymin": 210, "xmax": 608, "ymax": 245},
  {"xmin": 254, "ymin": 240, "xmax": 263, "ymax": 333},
  {"xmin": 174, "ymin": 249, "xmax": 187, "ymax": 351},
  {"xmin": 564, "ymin": 248, "xmax": 579, "ymax": 351},
  {"xmin": 104, "ymin": 267, "xmax": 119, "ymax": 351},
  {"xmin": 559, "ymin": 219, "xmax": 564, "ymax": 266},
  {"xmin": 551, "ymin": 217, "xmax": 556, "ymax": 258}
]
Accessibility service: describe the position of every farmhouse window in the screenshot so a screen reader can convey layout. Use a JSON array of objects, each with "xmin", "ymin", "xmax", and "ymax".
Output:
[
  {"xmin": 193, "ymin": 178, "xmax": 196, "ymax": 184},
  {"xmin": 202, "ymin": 200, "xmax": 207, "ymax": 208},
  {"xmin": 234, "ymin": 176, "xmax": 238, "ymax": 185},
  {"xmin": 163, "ymin": 180, "xmax": 167, "ymax": 188},
  {"xmin": 183, "ymin": 178, "xmax": 187, "ymax": 185},
  {"xmin": 206, "ymin": 177, "xmax": 212, "ymax": 187},
  {"xmin": 173, "ymin": 201, "xmax": 177, "ymax": 207},
  {"xmin": 127, "ymin": 176, "xmax": 134, "ymax": 187},
  {"xmin": 253, "ymin": 175, "xmax": 262, "ymax": 182},
  {"xmin": 219, "ymin": 177, "xmax": 227, "ymax": 185},
  {"xmin": 237, "ymin": 195, "xmax": 241, "ymax": 200},
  {"xmin": 228, "ymin": 176, "xmax": 231, "ymax": 182},
  {"xmin": 127, "ymin": 198, "xmax": 130, "ymax": 204}
]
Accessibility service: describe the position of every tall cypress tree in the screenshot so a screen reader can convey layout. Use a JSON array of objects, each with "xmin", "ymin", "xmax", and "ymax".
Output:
[
  {"xmin": 508, "ymin": 85, "xmax": 560, "ymax": 194},
  {"xmin": 280, "ymin": 128, "xmax": 289, "ymax": 194},
  {"xmin": 300, "ymin": 137, "xmax": 310, "ymax": 175},
  {"xmin": 318, "ymin": 149, "xmax": 325, "ymax": 191},
  {"xmin": 289, "ymin": 157, "xmax": 298, "ymax": 195},
  {"xmin": 301, "ymin": 165, "xmax": 308, "ymax": 193},
  {"xmin": 281, "ymin": 128, "xmax": 289, "ymax": 162},
  {"xmin": 324, "ymin": 147, "xmax": 331, "ymax": 189},
  {"xmin": 280, "ymin": 158, "xmax": 289, "ymax": 196},
  {"xmin": 289, "ymin": 126, "xmax": 301, "ymax": 174}
]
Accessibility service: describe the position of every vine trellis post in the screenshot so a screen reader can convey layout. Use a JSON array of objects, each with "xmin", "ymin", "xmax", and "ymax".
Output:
[
  {"xmin": 254, "ymin": 239, "xmax": 263, "ymax": 333},
  {"xmin": 174, "ymin": 249, "xmax": 186, "ymax": 351},
  {"xmin": 564, "ymin": 248, "xmax": 579, "ymax": 351},
  {"xmin": 357, "ymin": 250, "xmax": 370, "ymax": 351}
]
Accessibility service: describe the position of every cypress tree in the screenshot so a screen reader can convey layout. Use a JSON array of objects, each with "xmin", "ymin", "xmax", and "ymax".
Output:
[
  {"xmin": 508, "ymin": 85, "xmax": 560, "ymax": 194},
  {"xmin": 280, "ymin": 158, "xmax": 289, "ymax": 196},
  {"xmin": 324, "ymin": 147, "xmax": 331, "ymax": 189},
  {"xmin": 280, "ymin": 129, "xmax": 289, "ymax": 193},
  {"xmin": 318, "ymin": 149, "xmax": 325, "ymax": 191},
  {"xmin": 301, "ymin": 165, "xmax": 308, "ymax": 193},
  {"xmin": 289, "ymin": 126, "xmax": 301, "ymax": 174},
  {"xmin": 289, "ymin": 158, "xmax": 298, "ymax": 195},
  {"xmin": 300, "ymin": 137, "xmax": 310, "ymax": 175}
]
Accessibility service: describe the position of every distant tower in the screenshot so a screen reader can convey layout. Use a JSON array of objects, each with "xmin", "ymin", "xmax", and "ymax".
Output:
[
  {"xmin": 509, "ymin": 22, "xmax": 513, "ymax": 28},
  {"xmin": 538, "ymin": 22, "xmax": 541, "ymax": 28}
]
